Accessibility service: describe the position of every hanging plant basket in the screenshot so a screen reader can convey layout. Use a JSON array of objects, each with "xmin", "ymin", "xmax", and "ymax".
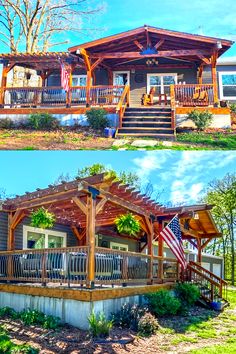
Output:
[
  {"xmin": 30, "ymin": 207, "xmax": 56, "ymax": 229},
  {"xmin": 115, "ymin": 213, "xmax": 140, "ymax": 237}
]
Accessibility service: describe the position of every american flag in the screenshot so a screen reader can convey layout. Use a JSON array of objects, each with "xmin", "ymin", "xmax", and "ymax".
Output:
[
  {"xmin": 61, "ymin": 62, "xmax": 70, "ymax": 92},
  {"xmin": 160, "ymin": 215, "xmax": 187, "ymax": 269}
]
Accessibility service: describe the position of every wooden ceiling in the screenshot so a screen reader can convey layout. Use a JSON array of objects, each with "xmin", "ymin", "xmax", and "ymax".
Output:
[{"xmin": 70, "ymin": 25, "xmax": 233, "ymax": 68}]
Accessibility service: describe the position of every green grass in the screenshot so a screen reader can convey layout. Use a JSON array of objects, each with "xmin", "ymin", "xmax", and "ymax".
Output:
[
  {"xmin": 171, "ymin": 335, "xmax": 198, "ymax": 344},
  {"xmin": 177, "ymin": 132, "xmax": 236, "ymax": 149},
  {"xmin": 189, "ymin": 338, "xmax": 236, "ymax": 354}
]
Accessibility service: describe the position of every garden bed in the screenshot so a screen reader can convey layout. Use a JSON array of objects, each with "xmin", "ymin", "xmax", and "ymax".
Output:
[{"xmin": 0, "ymin": 289, "xmax": 235, "ymax": 354}]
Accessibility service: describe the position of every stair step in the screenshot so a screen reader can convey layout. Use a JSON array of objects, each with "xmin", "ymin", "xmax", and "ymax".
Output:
[
  {"xmin": 125, "ymin": 112, "xmax": 171, "ymax": 117},
  {"xmin": 126, "ymin": 108, "xmax": 171, "ymax": 112},
  {"xmin": 123, "ymin": 118, "xmax": 172, "ymax": 123},
  {"xmin": 122, "ymin": 122, "xmax": 172, "ymax": 128}
]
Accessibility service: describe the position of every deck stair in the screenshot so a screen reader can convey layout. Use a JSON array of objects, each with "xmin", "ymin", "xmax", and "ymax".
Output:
[
  {"xmin": 183, "ymin": 261, "xmax": 229, "ymax": 310},
  {"xmin": 116, "ymin": 107, "xmax": 175, "ymax": 140}
]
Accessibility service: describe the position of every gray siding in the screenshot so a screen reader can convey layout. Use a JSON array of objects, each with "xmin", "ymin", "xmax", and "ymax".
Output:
[
  {"xmin": 97, "ymin": 234, "xmax": 139, "ymax": 252},
  {"xmin": 0, "ymin": 212, "xmax": 8, "ymax": 251},
  {"xmin": 15, "ymin": 217, "xmax": 78, "ymax": 250}
]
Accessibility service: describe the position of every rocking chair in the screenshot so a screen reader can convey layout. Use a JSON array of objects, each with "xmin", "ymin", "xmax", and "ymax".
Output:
[{"xmin": 141, "ymin": 87, "xmax": 155, "ymax": 106}]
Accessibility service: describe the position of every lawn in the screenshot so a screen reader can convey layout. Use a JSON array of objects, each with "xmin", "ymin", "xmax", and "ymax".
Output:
[
  {"xmin": 0, "ymin": 289, "xmax": 235, "ymax": 353},
  {"xmin": 1, "ymin": 129, "xmax": 236, "ymax": 150}
]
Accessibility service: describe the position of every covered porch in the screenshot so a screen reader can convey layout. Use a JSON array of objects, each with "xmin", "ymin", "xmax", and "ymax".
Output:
[
  {"xmin": 0, "ymin": 26, "xmax": 233, "ymax": 118},
  {"xmin": 0, "ymin": 174, "xmax": 221, "ymax": 291}
]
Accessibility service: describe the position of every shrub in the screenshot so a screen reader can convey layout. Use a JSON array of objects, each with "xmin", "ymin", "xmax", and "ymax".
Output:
[
  {"xmin": 230, "ymin": 103, "xmax": 236, "ymax": 113},
  {"xmin": 187, "ymin": 110, "xmax": 213, "ymax": 131},
  {"xmin": 138, "ymin": 313, "xmax": 159, "ymax": 337},
  {"xmin": 0, "ymin": 118, "xmax": 15, "ymax": 129},
  {"xmin": 0, "ymin": 306, "xmax": 18, "ymax": 319},
  {"xmin": 88, "ymin": 311, "xmax": 113, "ymax": 338},
  {"xmin": 19, "ymin": 309, "xmax": 60, "ymax": 329},
  {"xmin": 112, "ymin": 303, "xmax": 147, "ymax": 330},
  {"xmin": 86, "ymin": 108, "xmax": 109, "ymax": 130},
  {"xmin": 0, "ymin": 326, "xmax": 39, "ymax": 353},
  {"xmin": 27, "ymin": 113, "xmax": 59, "ymax": 130},
  {"xmin": 174, "ymin": 283, "xmax": 200, "ymax": 308},
  {"xmin": 146, "ymin": 290, "xmax": 181, "ymax": 317}
]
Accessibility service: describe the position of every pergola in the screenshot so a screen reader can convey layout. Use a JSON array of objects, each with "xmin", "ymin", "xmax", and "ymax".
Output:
[{"xmin": 2, "ymin": 174, "xmax": 220, "ymax": 278}]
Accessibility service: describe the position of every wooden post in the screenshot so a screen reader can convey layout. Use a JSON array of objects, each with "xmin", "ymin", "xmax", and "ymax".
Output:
[
  {"xmin": 158, "ymin": 221, "xmax": 164, "ymax": 282},
  {"xmin": 0, "ymin": 61, "xmax": 12, "ymax": 107},
  {"xmin": 86, "ymin": 194, "xmax": 96, "ymax": 288},
  {"xmin": 198, "ymin": 64, "xmax": 204, "ymax": 84},
  {"xmin": 147, "ymin": 221, "xmax": 153, "ymax": 284},
  {"xmin": 211, "ymin": 51, "xmax": 219, "ymax": 105},
  {"xmin": 197, "ymin": 239, "xmax": 202, "ymax": 264}
]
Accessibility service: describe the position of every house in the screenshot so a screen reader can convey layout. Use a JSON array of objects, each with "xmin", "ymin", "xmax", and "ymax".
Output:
[
  {"xmin": 0, "ymin": 174, "xmax": 227, "ymax": 329},
  {"xmin": 0, "ymin": 25, "xmax": 234, "ymax": 138}
]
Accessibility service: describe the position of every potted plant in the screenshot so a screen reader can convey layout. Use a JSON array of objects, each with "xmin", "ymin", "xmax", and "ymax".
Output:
[
  {"xmin": 115, "ymin": 213, "xmax": 140, "ymax": 237},
  {"xmin": 30, "ymin": 207, "xmax": 56, "ymax": 229}
]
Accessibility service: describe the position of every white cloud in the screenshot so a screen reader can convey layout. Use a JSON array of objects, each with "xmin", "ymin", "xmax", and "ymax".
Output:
[{"xmin": 171, "ymin": 181, "xmax": 204, "ymax": 205}]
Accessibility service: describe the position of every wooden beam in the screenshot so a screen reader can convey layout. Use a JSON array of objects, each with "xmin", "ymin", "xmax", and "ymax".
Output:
[
  {"xmin": 211, "ymin": 50, "xmax": 219, "ymax": 104},
  {"xmin": 7, "ymin": 210, "xmax": 25, "ymax": 250},
  {"xmin": 86, "ymin": 194, "xmax": 96, "ymax": 288},
  {"xmin": 96, "ymin": 197, "xmax": 107, "ymax": 215},
  {"xmin": 80, "ymin": 181, "xmax": 150, "ymax": 218},
  {"xmin": 197, "ymin": 239, "xmax": 202, "ymax": 263},
  {"xmin": 201, "ymin": 238, "xmax": 212, "ymax": 250},
  {"xmin": 91, "ymin": 58, "xmax": 103, "ymax": 71},
  {"xmin": 197, "ymin": 55, "xmax": 211, "ymax": 65},
  {"xmin": 90, "ymin": 49, "xmax": 210, "ymax": 59},
  {"xmin": 71, "ymin": 226, "xmax": 86, "ymax": 242},
  {"xmin": 154, "ymin": 39, "xmax": 165, "ymax": 50},
  {"xmin": 198, "ymin": 63, "xmax": 204, "ymax": 84},
  {"xmin": 157, "ymin": 221, "xmax": 164, "ymax": 281},
  {"xmin": 134, "ymin": 40, "xmax": 144, "ymax": 50},
  {"xmin": 72, "ymin": 197, "xmax": 88, "ymax": 215}
]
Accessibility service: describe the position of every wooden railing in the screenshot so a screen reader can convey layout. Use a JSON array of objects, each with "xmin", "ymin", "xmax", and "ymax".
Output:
[
  {"xmin": 172, "ymin": 84, "xmax": 214, "ymax": 107},
  {"xmin": 0, "ymin": 247, "xmax": 178, "ymax": 287},
  {"xmin": 116, "ymin": 85, "xmax": 130, "ymax": 128},
  {"xmin": 183, "ymin": 261, "xmax": 228, "ymax": 303},
  {"xmin": 0, "ymin": 85, "xmax": 125, "ymax": 108},
  {"xmin": 170, "ymin": 84, "xmax": 176, "ymax": 132}
]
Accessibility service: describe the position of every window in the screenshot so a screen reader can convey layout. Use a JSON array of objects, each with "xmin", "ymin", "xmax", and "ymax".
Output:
[
  {"xmin": 23, "ymin": 226, "xmax": 66, "ymax": 250},
  {"xmin": 147, "ymin": 73, "xmax": 177, "ymax": 97},
  {"xmin": 110, "ymin": 242, "xmax": 128, "ymax": 251},
  {"xmin": 219, "ymin": 72, "xmax": 236, "ymax": 100}
]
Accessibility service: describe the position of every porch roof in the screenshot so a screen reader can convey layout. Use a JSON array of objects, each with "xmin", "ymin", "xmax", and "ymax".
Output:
[
  {"xmin": 1, "ymin": 174, "xmax": 220, "ymax": 241},
  {"xmin": 69, "ymin": 25, "xmax": 233, "ymax": 68}
]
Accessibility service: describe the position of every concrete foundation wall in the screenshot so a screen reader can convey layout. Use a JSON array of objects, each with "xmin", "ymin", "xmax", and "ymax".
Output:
[
  {"xmin": 0, "ymin": 113, "xmax": 119, "ymax": 128},
  {"xmin": 176, "ymin": 114, "xmax": 231, "ymax": 129},
  {"xmin": 0, "ymin": 291, "xmax": 144, "ymax": 330}
]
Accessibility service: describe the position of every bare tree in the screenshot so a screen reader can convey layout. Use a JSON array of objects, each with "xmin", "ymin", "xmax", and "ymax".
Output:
[{"xmin": 0, "ymin": 0, "xmax": 104, "ymax": 53}]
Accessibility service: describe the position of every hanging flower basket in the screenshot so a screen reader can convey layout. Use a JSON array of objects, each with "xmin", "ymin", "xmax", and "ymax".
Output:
[
  {"xmin": 115, "ymin": 213, "xmax": 140, "ymax": 237},
  {"xmin": 30, "ymin": 207, "xmax": 56, "ymax": 229}
]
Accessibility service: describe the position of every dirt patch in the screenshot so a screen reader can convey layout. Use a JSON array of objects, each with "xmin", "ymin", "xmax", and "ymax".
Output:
[
  {"xmin": 1, "ymin": 303, "xmax": 236, "ymax": 354},
  {"xmin": 0, "ymin": 129, "xmax": 114, "ymax": 150}
]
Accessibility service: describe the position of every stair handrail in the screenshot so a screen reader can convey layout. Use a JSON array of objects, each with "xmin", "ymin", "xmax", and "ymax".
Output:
[
  {"xmin": 170, "ymin": 84, "xmax": 176, "ymax": 133},
  {"xmin": 116, "ymin": 85, "xmax": 130, "ymax": 128},
  {"xmin": 189, "ymin": 261, "xmax": 227, "ymax": 285},
  {"xmin": 187, "ymin": 263, "xmax": 228, "ymax": 302}
]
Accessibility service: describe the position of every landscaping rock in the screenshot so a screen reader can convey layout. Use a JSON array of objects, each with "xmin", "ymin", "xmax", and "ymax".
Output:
[
  {"xmin": 113, "ymin": 139, "xmax": 130, "ymax": 146},
  {"xmin": 131, "ymin": 140, "xmax": 158, "ymax": 147},
  {"xmin": 162, "ymin": 141, "xmax": 173, "ymax": 147}
]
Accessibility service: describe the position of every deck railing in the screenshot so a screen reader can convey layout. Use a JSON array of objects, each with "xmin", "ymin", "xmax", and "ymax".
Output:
[
  {"xmin": 0, "ymin": 247, "xmax": 178, "ymax": 287},
  {"xmin": 171, "ymin": 84, "xmax": 214, "ymax": 107},
  {"xmin": 0, "ymin": 85, "xmax": 125, "ymax": 108}
]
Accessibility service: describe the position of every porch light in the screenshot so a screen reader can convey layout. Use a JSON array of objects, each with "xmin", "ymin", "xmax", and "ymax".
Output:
[
  {"xmin": 193, "ymin": 212, "xmax": 199, "ymax": 220},
  {"xmin": 146, "ymin": 59, "xmax": 159, "ymax": 66}
]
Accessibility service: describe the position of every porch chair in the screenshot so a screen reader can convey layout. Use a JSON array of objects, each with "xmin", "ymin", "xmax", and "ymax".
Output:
[
  {"xmin": 192, "ymin": 86, "xmax": 209, "ymax": 106},
  {"xmin": 141, "ymin": 87, "xmax": 155, "ymax": 106}
]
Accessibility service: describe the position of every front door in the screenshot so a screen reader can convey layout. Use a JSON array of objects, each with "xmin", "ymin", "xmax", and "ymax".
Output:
[
  {"xmin": 147, "ymin": 73, "xmax": 177, "ymax": 98},
  {"xmin": 113, "ymin": 71, "xmax": 130, "ymax": 86}
]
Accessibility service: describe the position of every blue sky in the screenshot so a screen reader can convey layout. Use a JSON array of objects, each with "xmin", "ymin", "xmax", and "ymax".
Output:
[
  {"xmin": 72, "ymin": 0, "xmax": 236, "ymax": 57},
  {"xmin": 0, "ymin": 151, "xmax": 235, "ymax": 206}
]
